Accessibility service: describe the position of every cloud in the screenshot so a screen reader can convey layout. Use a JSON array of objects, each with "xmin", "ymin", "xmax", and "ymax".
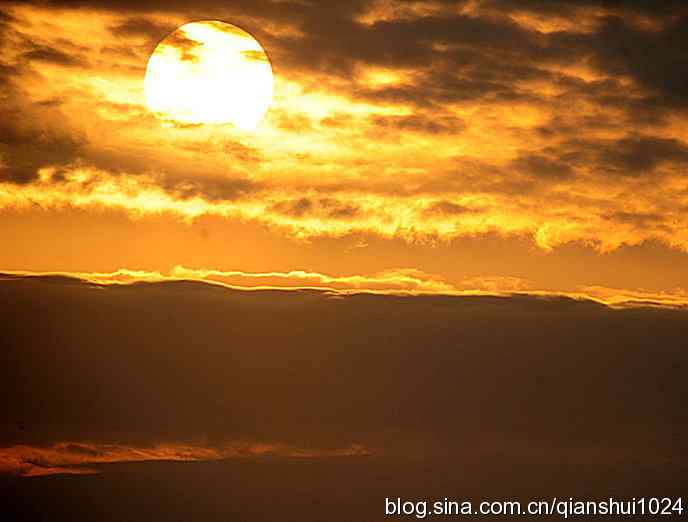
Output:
[
  {"xmin": 549, "ymin": 135, "xmax": 688, "ymax": 177},
  {"xmin": 21, "ymin": 46, "xmax": 86, "ymax": 67},
  {"xmin": 160, "ymin": 29, "xmax": 205, "ymax": 62},
  {"xmin": 511, "ymin": 153, "xmax": 575, "ymax": 180},
  {"xmin": 0, "ymin": 9, "xmax": 14, "ymax": 23},
  {"xmin": 0, "ymin": 108, "xmax": 85, "ymax": 184},
  {"xmin": 589, "ymin": 14, "xmax": 688, "ymax": 107},
  {"xmin": 455, "ymin": 275, "xmax": 533, "ymax": 293},
  {"xmin": 170, "ymin": 266, "xmax": 455, "ymax": 292},
  {"xmin": 1, "ymin": 161, "xmax": 687, "ymax": 252},
  {"xmin": 269, "ymin": 197, "xmax": 361, "ymax": 220},
  {"xmin": 0, "ymin": 441, "xmax": 370, "ymax": 477},
  {"xmin": 6, "ymin": 267, "xmax": 686, "ymax": 306},
  {"xmin": 0, "ymin": 266, "xmax": 458, "ymax": 293},
  {"xmin": 486, "ymin": 0, "xmax": 686, "ymax": 17},
  {"xmin": 367, "ymin": 113, "xmax": 465, "ymax": 135},
  {"xmin": 1, "ymin": 1, "xmax": 688, "ymax": 255},
  {"xmin": 575, "ymin": 284, "xmax": 688, "ymax": 307},
  {"xmin": 109, "ymin": 16, "xmax": 174, "ymax": 40},
  {"xmin": 0, "ymin": 273, "xmax": 686, "ymax": 468}
]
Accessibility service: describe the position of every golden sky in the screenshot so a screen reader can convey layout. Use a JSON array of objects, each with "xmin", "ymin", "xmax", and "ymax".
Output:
[
  {"xmin": 1, "ymin": 0, "xmax": 688, "ymax": 301},
  {"xmin": 2, "ymin": 1, "xmax": 688, "ymax": 488}
]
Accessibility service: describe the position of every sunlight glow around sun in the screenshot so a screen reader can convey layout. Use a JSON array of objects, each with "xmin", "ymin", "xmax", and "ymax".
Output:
[{"xmin": 144, "ymin": 21, "xmax": 273, "ymax": 130}]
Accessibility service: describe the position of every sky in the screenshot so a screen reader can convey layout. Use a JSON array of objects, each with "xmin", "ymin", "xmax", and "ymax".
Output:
[
  {"xmin": 1, "ymin": 0, "xmax": 688, "ymax": 502},
  {"xmin": 0, "ymin": 0, "xmax": 687, "ymax": 302}
]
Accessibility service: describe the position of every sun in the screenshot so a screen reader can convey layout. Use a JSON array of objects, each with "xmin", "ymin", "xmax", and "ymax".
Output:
[{"xmin": 144, "ymin": 20, "xmax": 273, "ymax": 130}]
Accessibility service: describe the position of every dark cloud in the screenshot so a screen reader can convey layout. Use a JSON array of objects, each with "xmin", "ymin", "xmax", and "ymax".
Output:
[
  {"xmin": 272, "ymin": 196, "xmax": 312, "ymax": 217},
  {"xmin": 486, "ymin": 0, "xmax": 688, "ymax": 17},
  {"xmin": 0, "ymin": 106, "xmax": 84, "ymax": 184},
  {"xmin": 290, "ymin": 11, "xmax": 536, "ymax": 76},
  {"xmin": 1, "ymin": 275, "xmax": 687, "ymax": 460},
  {"xmin": 9, "ymin": 0, "xmax": 308, "ymax": 14},
  {"xmin": 274, "ymin": 13, "xmax": 549, "ymax": 110},
  {"xmin": 411, "ymin": 156, "xmax": 528, "ymax": 198},
  {"xmin": 280, "ymin": 2, "xmax": 688, "ymax": 120},
  {"xmin": 511, "ymin": 153, "xmax": 575, "ymax": 180},
  {"xmin": 549, "ymin": 135, "xmax": 688, "ymax": 177},
  {"xmin": 0, "ymin": 8, "xmax": 14, "ymax": 23},
  {"xmin": 604, "ymin": 210, "xmax": 666, "ymax": 228},
  {"xmin": 598, "ymin": 135, "xmax": 688, "ymax": 174},
  {"xmin": 368, "ymin": 113, "xmax": 464, "ymax": 135},
  {"xmin": 0, "ymin": 62, "xmax": 20, "ymax": 87},
  {"xmin": 160, "ymin": 29, "xmax": 205, "ymax": 62},
  {"xmin": 588, "ymin": 15, "xmax": 688, "ymax": 107},
  {"xmin": 109, "ymin": 16, "xmax": 173, "ymax": 39},
  {"xmin": 424, "ymin": 200, "xmax": 478, "ymax": 216},
  {"xmin": 270, "ymin": 197, "xmax": 360, "ymax": 220},
  {"xmin": 160, "ymin": 175, "xmax": 262, "ymax": 201},
  {"xmin": 319, "ymin": 197, "xmax": 360, "ymax": 219},
  {"xmin": 534, "ymin": 112, "xmax": 620, "ymax": 139},
  {"xmin": 22, "ymin": 45, "xmax": 85, "ymax": 67}
]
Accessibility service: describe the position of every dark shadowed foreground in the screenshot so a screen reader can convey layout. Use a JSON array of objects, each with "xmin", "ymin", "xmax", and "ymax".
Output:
[{"xmin": 1, "ymin": 275, "xmax": 687, "ymax": 520}]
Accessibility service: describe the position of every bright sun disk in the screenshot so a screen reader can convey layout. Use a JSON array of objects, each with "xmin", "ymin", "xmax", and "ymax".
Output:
[{"xmin": 144, "ymin": 20, "xmax": 273, "ymax": 130}]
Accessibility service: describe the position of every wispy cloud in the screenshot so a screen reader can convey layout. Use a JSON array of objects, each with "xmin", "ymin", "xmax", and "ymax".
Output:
[
  {"xmin": 2, "ymin": 268, "xmax": 687, "ymax": 307},
  {"xmin": 0, "ymin": 441, "xmax": 371, "ymax": 477}
]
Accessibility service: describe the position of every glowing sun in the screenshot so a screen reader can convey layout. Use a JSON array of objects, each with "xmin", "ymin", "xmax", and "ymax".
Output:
[{"xmin": 144, "ymin": 20, "xmax": 273, "ymax": 130}]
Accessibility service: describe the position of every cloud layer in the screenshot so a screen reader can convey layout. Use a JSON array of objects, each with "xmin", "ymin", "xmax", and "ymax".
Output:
[
  {"xmin": 4, "ymin": 267, "xmax": 688, "ymax": 306},
  {"xmin": 1, "ymin": 1, "xmax": 688, "ymax": 252},
  {"xmin": 2, "ymin": 275, "xmax": 687, "ymax": 476}
]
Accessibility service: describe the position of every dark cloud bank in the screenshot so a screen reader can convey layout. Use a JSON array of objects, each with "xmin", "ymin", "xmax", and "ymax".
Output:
[
  {"xmin": 1, "ymin": 275, "xmax": 687, "ymax": 520},
  {"xmin": 1, "ymin": 273, "xmax": 686, "ymax": 450}
]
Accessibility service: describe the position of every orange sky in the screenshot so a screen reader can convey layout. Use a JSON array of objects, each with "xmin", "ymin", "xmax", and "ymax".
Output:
[{"xmin": 1, "ymin": 1, "xmax": 688, "ymax": 301}]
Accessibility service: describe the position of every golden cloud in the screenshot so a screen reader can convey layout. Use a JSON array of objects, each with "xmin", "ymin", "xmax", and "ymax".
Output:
[
  {"xmin": 1, "ymin": 3, "xmax": 688, "ymax": 255},
  {"xmin": 2, "ymin": 268, "xmax": 687, "ymax": 308},
  {"xmin": 0, "ymin": 441, "xmax": 372, "ymax": 477}
]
